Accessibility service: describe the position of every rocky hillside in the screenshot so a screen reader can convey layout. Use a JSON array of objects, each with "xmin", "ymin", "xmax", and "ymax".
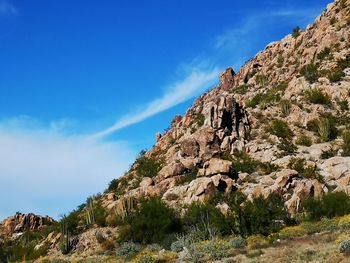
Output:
[
  {"xmin": 103, "ymin": 0, "xmax": 350, "ymax": 215},
  {"xmin": 1, "ymin": 0, "xmax": 350, "ymax": 262}
]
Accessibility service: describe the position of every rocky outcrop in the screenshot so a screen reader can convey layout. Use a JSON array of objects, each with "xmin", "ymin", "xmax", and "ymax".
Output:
[{"xmin": 0, "ymin": 213, "xmax": 55, "ymax": 238}]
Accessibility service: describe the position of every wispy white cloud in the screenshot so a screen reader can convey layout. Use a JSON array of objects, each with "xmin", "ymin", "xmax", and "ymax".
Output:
[
  {"xmin": 0, "ymin": 117, "xmax": 135, "ymax": 220},
  {"xmin": 93, "ymin": 67, "xmax": 220, "ymax": 138},
  {"xmin": 214, "ymin": 7, "xmax": 322, "ymax": 51},
  {"xmin": 0, "ymin": 0, "xmax": 17, "ymax": 15}
]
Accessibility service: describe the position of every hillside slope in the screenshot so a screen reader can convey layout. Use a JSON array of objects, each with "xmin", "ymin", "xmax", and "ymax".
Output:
[{"xmin": 1, "ymin": 0, "xmax": 350, "ymax": 262}]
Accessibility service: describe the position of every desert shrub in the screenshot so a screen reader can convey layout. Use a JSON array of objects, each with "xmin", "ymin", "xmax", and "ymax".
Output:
[
  {"xmin": 116, "ymin": 241, "xmax": 141, "ymax": 259},
  {"xmin": 306, "ymin": 88, "xmax": 331, "ymax": 105},
  {"xmin": 229, "ymin": 236, "xmax": 246, "ymax": 248},
  {"xmin": 233, "ymin": 84, "xmax": 249, "ymax": 94},
  {"xmin": 176, "ymin": 168, "xmax": 198, "ymax": 186},
  {"xmin": 202, "ymin": 239, "xmax": 229, "ymax": 260},
  {"xmin": 302, "ymin": 192, "xmax": 350, "ymax": 221},
  {"xmin": 317, "ymin": 47, "xmax": 332, "ymax": 60},
  {"xmin": 300, "ymin": 64, "xmax": 318, "ymax": 83},
  {"xmin": 280, "ymin": 100, "xmax": 291, "ymax": 116},
  {"xmin": 308, "ymin": 117, "xmax": 337, "ymax": 141},
  {"xmin": 255, "ymin": 74, "xmax": 268, "ymax": 87},
  {"xmin": 328, "ymin": 67, "xmax": 345, "ymax": 82},
  {"xmin": 120, "ymin": 197, "xmax": 181, "ymax": 244},
  {"xmin": 246, "ymin": 93, "xmax": 264, "ymax": 108},
  {"xmin": 51, "ymin": 260, "xmax": 69, "ymax": 263},
  {"xmin": 337, "ymin": 55, "xmax": 350, "ymax": 70},
  {"xmin": 338, "ymin": 100, "xmax": 349, "ymax": 111},
  {"xmin": 230, "ymin": 150, "xmax": 261, "ymax": 174},
  {"xmin": 246, "ymin": 235, "xmax": 269, "ymax": 249},
  {"xmin": 288, "ymin": 158, "xmax": 320, "ymax": 179},
  {"xmin": 296, "ymin": 135, "xmax": 312, "ymax": 146},
  {"xmin": 278, "ymin": 225, "xmax": 307, "ymax": 239},
  {"xmin": 183, "ymin": 202, "xmax": 230, "ymax": 238},
  {"xmin": 134, "ymin": 150, "xmax": 164, "ymax": 178},
  {"xmin": 342, "ymin": 131, "xmax": 350, "ymax": 156},
  {"xmin": 268, "ymin": 119, "xmax": 293, "ymax": 139},
  {"xmin": 292, "ymin": 26, "xmax": 301, "ymax": 38},
  {"xmin": 278, "ymin": 139, "xmax": 297, "ymax": 156},
  {"xmin": 193, "ymin": 113, "xmax": 205, "ymax": 127},
  {"xmin": 339, "ymin": 239, "xmax": 350, "ymax": 254},
  {"xmin": 321, "ymin": 148, "xmax": 338, "ymax": 159},
  {"xmin": 171, "ymin": 240, "xmax": 184, "ymax": 252},
  {"xmin": 242, "ymin": 194, "xmax": 292, "ymax": 236},
  {"xmin": 137, "ymin": 255, "xmax": 155, "ymax": 263}
]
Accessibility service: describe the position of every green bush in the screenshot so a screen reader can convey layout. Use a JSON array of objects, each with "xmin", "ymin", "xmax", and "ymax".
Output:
[
  {"xmin": 300, "ymin": 64, "xmax": 318, "ymax": 83},
  {"xmin": 171, "ymin": 240, "xmax": 184, "ymax": 252},
  {"xmin": 183, "ymin": 202, "xmax": 230, "ymax": 238},
  {"xmin": 296, "ymin": 135, "xmax": 312, "ymax": 146},
  {"xmin": 246, "ymin": 93, "xmax": 264, "ymax": 108},
  {"xmin": 268, "ymin": 119, "xmax": 293, "ymax": 139},
  {"xmin": 176, "ymin": 168, "xmax": 198, "ymax": 186},
  {"xmin": 116, "ymin": 241, "xmax": 141, "ymax": 259},
  {"xmin": 306, "ymin": 89, "xmax": 331, "ymax": 105},
  {"xmin": 242, "ymin": 194, "xmax": 292, "ymax": 236},
  {"xmin": 302, "ymin": 192, "xmax": 350, "ymax": 221},
  {"xmin": 337, "ymin": 55, "xmax": 350, "ymax": 70},
  {"xmin": 137, "ymin": 255, "xmax": 155, "ymax": 263},
  {"xmin": 134, "ymin": 150, "xmax": 164, "ymax": 178},
  {"xmin": 292, "ymin": 27, "xmax": 301, "ymax": 38},
  {"xmin": 120, "ymin": 197, "xmax": 181, "ymax": 244},
  {"xmin": 229, "ymin": 236, "xmax": 246, "ymax": 248},
  {"xmin": 317, "ymin": 47, "xmax": 332, "ymax": 61},
  {"xmin": 338, "ymin": 100, "xmax": 349, "ymax": 111},
  {"xmin": 339, "ymin": 239, "xmax": 350, "ymax": 254},
  {"xmin": 320, "ymin": 148, "xmax": 338, "ymax": 159},
  {"xmin": 202, "ymin": 239, "xmax": 229, "ymax": 260},
  {"xmin": 328, "ymin": 67, "xmax": 345, "ymax": 82},
  {"xmin": 192, "ymin": 113, "xmax": 205, "ymax": 127},
  {"xmin": 233, "ymin": 84, "xmax": 249, "ymax": 95},
  {"xmin": 277, "ymin": 139, "xmax": 297, "ymax": 156},
  {"xmin": 287, "ymin": 158, "xmax": 320, "ymax": 179},
  {"xmin": 342, "ymin": 131, "xmax": 350, "ymax": 156}
]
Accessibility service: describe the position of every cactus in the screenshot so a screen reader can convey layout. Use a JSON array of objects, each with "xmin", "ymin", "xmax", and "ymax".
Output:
[
  {"xmin": 318, "ymin": 118, "xmax": 330, "ymax": 142},
  {"xmin": 115, "ymin": 196, "xmax": 135, "ymax": 220},
  {"xmin": 85, "ymin": 198, "xmax": 96, "ymax": 226},
  {"xmin": 59, "ymin": 217, "xmax": 71, "ymax": 255}
]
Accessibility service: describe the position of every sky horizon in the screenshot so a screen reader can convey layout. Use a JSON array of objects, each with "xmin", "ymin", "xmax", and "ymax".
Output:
[{"xmin": 0, "ymin": 0, "xmax": 332, "ymax": 220}]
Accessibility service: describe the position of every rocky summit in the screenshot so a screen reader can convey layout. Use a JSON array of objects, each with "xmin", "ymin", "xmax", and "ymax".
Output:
[{"xmin": 2, "ymin": 0, "xmax": 350, "ymax": 262}]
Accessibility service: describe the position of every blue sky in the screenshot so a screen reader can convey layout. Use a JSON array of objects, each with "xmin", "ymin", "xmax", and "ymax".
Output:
[{"xmin": 0, "ymin": 0, "xmax": 332, "ymax": 220}]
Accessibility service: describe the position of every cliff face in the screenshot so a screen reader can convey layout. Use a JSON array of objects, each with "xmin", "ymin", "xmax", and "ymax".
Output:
[
  {"xmin": 102, "ymin": 0, "xmax": 350, "ymax": 215},
  {"xmin": 0, "ymin": 213, "xmax": 55, "ymax": 238}
]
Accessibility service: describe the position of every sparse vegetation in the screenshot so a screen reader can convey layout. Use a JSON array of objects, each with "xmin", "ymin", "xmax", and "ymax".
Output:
[
  {"xmin": 296, "ymin": 135, "xmax": 312, "ymax": 146},
  {"xmin": 134, "ymin": 150, "xmax": 164, "ymax": 178},
  {"xmin": 280, "ymin": 100, "xmax": 291, "ymax": 116},
  {"xmin": 300, "ymin": 64, "xmax": 319, "ymax": 83},
  {"xmin": 193, "ymin": 113, "xmax": 205, "ymax": 127},
  {"xmin": 317, "ymin": 47, "xmax": 333, "ymax": 60},
  {"xmin": 306, "ymin": 88, "xmax": 331, "ymax": 105},
  {"xmin": 278, "ymin": 139, "xmax": 297, "ymax": 156},
  {"xmin": 268, "ymin": 119, "xmax": 293, "ymax": 139},
  {"xmin": 292, "ymin": 26, "xmax": 301, "ymax": 38},
  {"xmin": 338, "ymin": 100, "xmax": 349, "ymax": 111},
  {"xmin": 288, "ymin": 158, "xmax": 321, "ymax": 180},
  {"xmin": 233, "ymin": 84, "xmax": 249, "ymax": 94}
]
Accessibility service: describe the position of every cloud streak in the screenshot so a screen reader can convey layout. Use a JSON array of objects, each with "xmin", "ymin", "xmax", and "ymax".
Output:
[
  {"xmin": 0, "ymin": 118, "xmax": 135, "ymax": 220},
  {"xmin": 93, "ymin": 67, "xmax": 220, "ymax": 138}
]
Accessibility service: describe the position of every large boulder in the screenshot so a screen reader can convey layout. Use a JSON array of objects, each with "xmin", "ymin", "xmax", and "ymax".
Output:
[{"xmin": 198, "ymin": 158, "xmax": 233, "ymax": 177}]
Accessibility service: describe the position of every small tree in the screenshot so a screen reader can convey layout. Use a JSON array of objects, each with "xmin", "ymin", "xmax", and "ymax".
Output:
[{"xmin": 120, "ymin": 197, "xmax": 181, "ymax": 244}]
